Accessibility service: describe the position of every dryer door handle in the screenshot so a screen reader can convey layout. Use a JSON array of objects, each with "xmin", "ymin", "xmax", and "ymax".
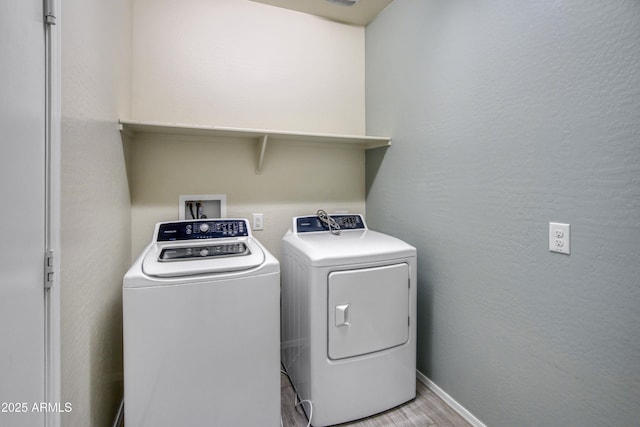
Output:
[{"xmin": 335, "ymin": 304, "xmax": 350, "ymax": 327}]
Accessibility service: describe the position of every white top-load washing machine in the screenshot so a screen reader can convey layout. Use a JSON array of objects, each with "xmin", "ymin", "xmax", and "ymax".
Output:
[
  {"xmin": 281, "ymin": 213, "xmax": 417, "ymax": 426},
  {"xmin": 123, "ymin": 218, "xmax": 280, "ymax": 427}
]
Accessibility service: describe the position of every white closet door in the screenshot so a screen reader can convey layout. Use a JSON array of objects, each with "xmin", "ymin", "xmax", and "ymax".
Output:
[{"xmin": 0, "ymin": 1, "xmax": 47, "ymax": 425}]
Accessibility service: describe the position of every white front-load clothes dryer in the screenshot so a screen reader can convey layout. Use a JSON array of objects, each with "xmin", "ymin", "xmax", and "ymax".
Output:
[
  {"xmin": 281, "ymin": 213, "xmax": 417, "ymax": 427},
  {"xmin": 123, "ymin": 219, "xmax": 280, "ymax": 427}
]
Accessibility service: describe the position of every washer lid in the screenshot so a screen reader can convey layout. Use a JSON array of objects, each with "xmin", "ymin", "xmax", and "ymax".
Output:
[
  {"xmin": 142, "ymin": 237, "xmax": 265, "ymax": 277},
  {"xmin": 283, "ymin": 229, "xmax": 416, "ymax": 267}
]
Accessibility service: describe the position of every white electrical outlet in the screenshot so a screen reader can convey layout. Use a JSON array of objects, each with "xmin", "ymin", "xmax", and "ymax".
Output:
[
  {"xmin": 549, "ymin": 222, "xmax": 570, "ymax": 254},
  {"xmin": 252, "ymin": 213, "xmax": 264, "ymax": 231}
]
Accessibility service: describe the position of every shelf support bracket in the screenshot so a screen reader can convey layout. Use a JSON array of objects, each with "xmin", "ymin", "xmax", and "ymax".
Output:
[{"xmin": 256, "ymin": 134, "xmax": 268, "ymax": 174}]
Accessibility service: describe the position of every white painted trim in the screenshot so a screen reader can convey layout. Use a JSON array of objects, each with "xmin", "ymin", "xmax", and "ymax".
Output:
[
  {"xmin": 416, "ymin": 370, "xmax": 487, "ymax": 427},
  {"xmin": 44, "ymin": 1, "xmax": 61, "ymax": 425}
]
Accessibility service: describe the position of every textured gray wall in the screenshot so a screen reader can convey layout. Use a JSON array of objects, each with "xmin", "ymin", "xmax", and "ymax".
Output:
[{"xmin": 365, "ymin": 1, "xmax": 640, "ymax": 426}]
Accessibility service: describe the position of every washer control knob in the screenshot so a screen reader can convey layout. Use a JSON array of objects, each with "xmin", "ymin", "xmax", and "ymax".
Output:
[
  {"xmin": 199, "ymin": 248, "xmax": 209, "ymax": 257},
  {"xmin": 199, "ymin": 223, "xmax": 210, "ymax": 233}
]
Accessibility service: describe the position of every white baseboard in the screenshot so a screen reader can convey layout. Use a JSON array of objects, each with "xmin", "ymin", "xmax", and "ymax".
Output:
[{"xmin": 416, "ymin": 370, "xmax": 487, "ymax": 427}]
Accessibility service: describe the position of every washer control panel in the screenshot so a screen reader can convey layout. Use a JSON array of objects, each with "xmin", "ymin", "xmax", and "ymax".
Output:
[
  {"xmin": 295, "ymin": 214, "xmax": 366, "ymax": 233},
  {"xmin": 156, "ymin": 219, "xmax": 249, "ymax": 242},
  {"xmin": 159, "ymin": 242, "xmax": 249, "ymax": 261}
]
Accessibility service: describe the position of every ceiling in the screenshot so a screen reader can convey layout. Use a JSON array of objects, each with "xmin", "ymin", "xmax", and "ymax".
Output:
[{"xmin": 249, "ymin": 0, "xmax": 394, "ymax": 26}]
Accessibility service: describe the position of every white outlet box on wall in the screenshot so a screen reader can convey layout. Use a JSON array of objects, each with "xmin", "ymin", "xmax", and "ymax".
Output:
[
  {"xmin": 179, "ymin": 194, "xmax": 227, "ymax": 220},
  {"xmin": 549, "ymin": 222, "xmax": 570, "ymax": 255}
]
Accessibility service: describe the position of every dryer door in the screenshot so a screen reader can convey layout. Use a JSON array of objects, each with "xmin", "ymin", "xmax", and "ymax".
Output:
[{"xmin": 328, "ymin": 263, "xmax": 410, "ymax": 360}]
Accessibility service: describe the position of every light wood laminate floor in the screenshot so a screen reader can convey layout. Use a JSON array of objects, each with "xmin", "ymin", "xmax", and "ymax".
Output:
[{"xmin": 281, "ymin": 373, "xmax": 472, "ymax": 427}]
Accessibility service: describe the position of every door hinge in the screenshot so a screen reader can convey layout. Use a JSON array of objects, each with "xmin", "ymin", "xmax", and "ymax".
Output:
[
  {"xmin": 45, "ymin": 250, "xmax": 55, "ymax": 289},
  {"xmin": 44, "ymin": 0, "xmax": 56, "ymax": 25}
]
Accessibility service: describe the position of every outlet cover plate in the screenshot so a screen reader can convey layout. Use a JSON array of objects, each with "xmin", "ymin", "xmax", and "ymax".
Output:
[
  {"xmin": 549, "ymin": 222, "xmax": 570, "ymax": 254},
  {"xmin": 252, "ymin": 213, "xmax": 264, "ymax": 231}
]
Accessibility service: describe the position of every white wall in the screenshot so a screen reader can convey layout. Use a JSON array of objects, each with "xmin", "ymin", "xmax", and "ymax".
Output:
[
  {"xmin": 132, "ymin": 0, "xmax": 365, "ymax": 135},
  {"xmin": 129, "ymin": 134, "xmax": 366, "ymax": 258},
  {"xmin": 366, "ymin": 1, "xmax": 640, "ymax": 426},
  {"xmin": 130, "ymin": 0, "xmax": 367, "ymax": 258},
  {"xmin": 60, "ymin": 0, "xmax": 132, "ymax": 425}
]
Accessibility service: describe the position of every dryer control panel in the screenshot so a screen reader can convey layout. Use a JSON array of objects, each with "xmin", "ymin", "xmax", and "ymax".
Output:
[
  {"xmin": 294, "ymin": 214, "xmax": 366, "ymax": 233},
  {"xmin": 156, "ymin": 219, "xmax": 250, "ymax": 242}
]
